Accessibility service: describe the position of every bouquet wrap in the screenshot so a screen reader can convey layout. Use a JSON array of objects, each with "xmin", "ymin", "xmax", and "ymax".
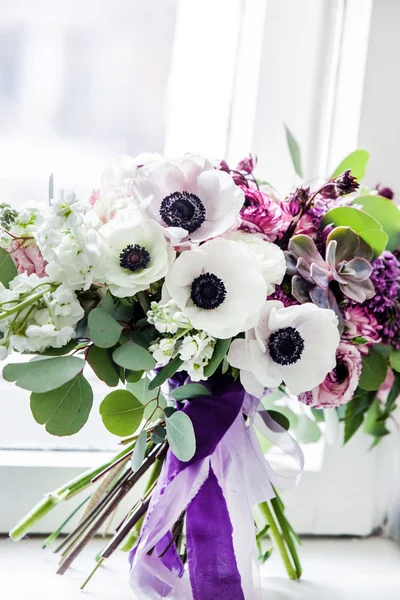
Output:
[{"xmin": 129, "ymin": 378, "xmax": 303, "ymax": 599}]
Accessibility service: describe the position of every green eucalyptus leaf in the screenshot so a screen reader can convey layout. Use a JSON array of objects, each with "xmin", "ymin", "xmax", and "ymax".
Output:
[
  {"xmin": 30, "ymin": 374, "xmax": 93, "ymax": 436},
  {"xmin": 351, "ymin": 195, "xmax": 400, "ymax": 252},
  {"xmin": 100, "ymin": 390, "xmax": 144, "ymax": 436},
  {"xmin": 284, "ymin": 124, "xmax": 303, "ymax": 177},
  {"xmin": 88, "ymin": 308, "xmax": 123, "ymax": 349},
  {"xmin": 170, "ymin": 383, "xmax": 211, "ymax": 401},
  {"xmin": 112, "ymin": 341, "xmax": 155, "ymax": 371},
  {"xmin": 131, "ymin": 430, "xmax": 147, "ymax": 472},
  {"xmin": 322, "ymin": 207, "xmax": 387, "ymax": 258},
  {"xmin": 87, "ymin": 345, "xmax": 120, "ymax": 387},
  {"xmin": 3, "ymin": 356, "xmax": 85, "ymax": 393},
  {"xmin": 267, "ymin": 410, "xmax": 290, "ymax": 431},
  {"xmin": 37, "ymin": 340, "xmax": 79, "ymax": 356},
  {"xmin": 148, "ymin": 356, "xmax": 184, "ymax": 390},
  {"xmin": 126, "ymin": 370, "xmax": 144, "ymax": 383},
  {"xmin": 151, "ymin": 424, "xmax": 166, "ymax": 444},
  {"xmin": 164, "ymin": 406, "xmax": 176, "ymax": 418},
  {"xmin": 0, "ymin": 247, "xmax": 17, "ymax": 287},
  {"xmin": 330, "ymin": 149, "xmax": 369, "ymax": 181},
  {"xmin": 98, "ymin": 294, "xmax": 115, "ymax": 314},
  {"xmin": 204, "ymin": 338, "xmax": 232, "ymax": 377},
  {"xmin": 126, "ymin": 377, "xmax": 165, "ymax": 420},
  {"xmin": 165, "ymin": 411, "xmax": 196, "ymax": 462},
  {"xmin": 359, "ymin": 348, "xmax": 388, "ymax": 391}
]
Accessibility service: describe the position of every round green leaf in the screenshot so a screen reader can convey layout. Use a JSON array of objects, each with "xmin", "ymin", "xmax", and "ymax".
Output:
[
  {"xmin": 131, "ymin": 430, "xmax": 147, "ymax": 472},
  {"xmin": 359, "ymin": 348, "xmax": 388, "ymax": 391},
  {"xmin": 330, "ymin": 149, "xmax": 369, "ymax": 181},
  {"xmin": 170, "ymin": 383, "xmax": 211, "ymax": 401},
  {"xmin": 266, "ymin": 410, "xmax": 290, "ymax": 431},
  {"xmin": 151, "ymin": 424, "xmax": 166, "ymax": 444},
  {"xmin": 322, "ymin": 206, "xmax": 388, "ymax": 258},
  {"xmin": 126, "ymin": 377, "xmax": 165, "ymax": 420},
  {"xmin": 126, "ymin": 370, "xmax": 144, "ymax": 383},
  {"xmin": 100, "ymin": 390, "xmax": 144, "ymax": 436},
  {"xmin": 389, "ymin": 350, "xmax": 400, "ymax": 373},
  {"xmin": 3, "ymin": 356, "xmax": 85, "ymax": 393},
  {"xmin": 87, "ymin": 345, "xmax": 120, "ymax": 387},
  {"xmin": 30, "ymin": 374, "xmax": 93, "ymax": 436},
  {"xmin": 0, "ymin": 247, "xmax": 17, "ymax": 287},
  {"xmin": 165, "ymin": 411, "xmax": 196, "ymax": 462},
  {"xmin": 112, "ymin": 342, "xmax": 155, "ymax": 371},
  {"xmin": 352, "ymin": 195, "xmax": 400, "ymax": 252},
  {"xmin": 88, "ymin": 308, "xmax": 123, "ymax": 349}
]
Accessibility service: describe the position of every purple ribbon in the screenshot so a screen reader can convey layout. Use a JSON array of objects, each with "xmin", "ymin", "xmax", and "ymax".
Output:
[{"xmin": 129, "ymin": 378, "xmax": 303, "ymax": 600}]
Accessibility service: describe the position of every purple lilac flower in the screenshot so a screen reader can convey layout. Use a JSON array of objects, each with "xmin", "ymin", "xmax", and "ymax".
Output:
[
  {"xmin": 366, "ymin": 251, "xmax": 400, "ymax": 313},
  {"xmin": 380, "ymin": 306, "xmax": 400, "ymax": 350},
  {"xmin": 268, "ymin": 284, "xmax": 299, "ymax": 307}
]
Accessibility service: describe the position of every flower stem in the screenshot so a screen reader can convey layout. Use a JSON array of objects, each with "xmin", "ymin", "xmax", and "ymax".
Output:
[
  {"xmin": 137, "ymin": 291, "xmax": 150, "ymax": 315},
  {"xmin": 258, "ymin": 500, "xmax": 298, "ymax": 580},
  {"xmin": 9, "ymin": 441, "xmax": 136, "ymax": 541},
  {"xmin": 0, "ymin": 287, "xmax": 55, "ymax": 321},
  {"xmin": 271, "ymin": 497, "xmax": 302, "ymax": 578}
]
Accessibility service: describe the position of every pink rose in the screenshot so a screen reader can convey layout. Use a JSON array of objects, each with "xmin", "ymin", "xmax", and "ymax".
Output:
[
  {"xmin": 8, "ymin": 241, "xmax": 46, "ymax": 277},
  {"xmin": 343, "ymin": 305, "xmax": 381, "ymax": 354},
  {"xmin": 299, "ymin": 342, "xmax": 362, "ymax": 408}
]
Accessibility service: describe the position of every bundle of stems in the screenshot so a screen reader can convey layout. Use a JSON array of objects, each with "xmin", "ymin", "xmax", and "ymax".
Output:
[{"xmin": 10, "ymin": 437, "xmax": 301, "ymax": 588}]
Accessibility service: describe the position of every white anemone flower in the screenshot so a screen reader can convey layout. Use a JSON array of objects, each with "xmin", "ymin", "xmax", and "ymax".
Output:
[
  {"xmin": 132, "ymin": 154, "xmax": 244, "ymax": 244},
  {"xmin": 228, "ymin": 300, "xmax": 340, "ymax": 397},
  {"xmin": 226, "ymin": 230, "xmax": 286, "ymax": 295},
  {"xmin": 100, "ymin": 153, "xmax": 163, "ymax": 194},
  {"xmin": 164, "ymin": 237, "xmax": 267, "ymax": 338},
  {"xmin": 96, "ymin": 216, "xmax": 175, "ymax": 298}
]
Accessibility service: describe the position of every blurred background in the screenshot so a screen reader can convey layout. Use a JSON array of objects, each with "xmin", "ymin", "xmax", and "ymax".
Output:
[{"xmin": 0, "ymin": 2, "xmax": 400, "ymax": 597}]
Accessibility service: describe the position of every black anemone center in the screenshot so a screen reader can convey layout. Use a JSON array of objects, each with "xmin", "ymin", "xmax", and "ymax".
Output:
[
  {"xmin": 191, "ymin": 272, "xmax": 227, "ymax": 310},
  {"xmin": 334, "ymin": 360, "xmax": 348, "ymax": 384},
  {"xmin": 119, "ymin": 244, "xmax": 150, "ymax": 272},
  {"xmin": 268, "ymin": 327, "xmax": 304, "ymax": 366},
  {"xmin": 159, "ymin": 191, "xmax": 206, "ymax": 234}
]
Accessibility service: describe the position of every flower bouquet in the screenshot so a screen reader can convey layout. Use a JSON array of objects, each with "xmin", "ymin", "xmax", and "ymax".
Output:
[{"xmin": 3, "ymin": 135, "xmax": 400, "ymax": 599}]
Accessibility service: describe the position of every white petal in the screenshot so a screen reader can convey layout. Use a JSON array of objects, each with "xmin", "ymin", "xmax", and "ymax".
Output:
[{"xmin": 240, "ymin": 370, "xmax": 265, "ymax": 398}]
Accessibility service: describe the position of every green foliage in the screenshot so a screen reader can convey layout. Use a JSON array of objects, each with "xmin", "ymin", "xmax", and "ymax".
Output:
[
  {"xmin": 151, "ymin": 424, "xmax": 166, "ymax": 444},
  {"xmin": 389, "ymin": 350, "xmax": 400, "ymax": 373},
  {"xmin": 203, "ymin": 338, "xmax": 232, "ymax": 377},
  {"xmin": 126, "ymin": 376, "xmax": 166, "ymax": 421},
  {"xmin": 165, "ymin": 411, "xmax": 196, "ymax": 462},
  {"xmin": 126, "ymin": 370, "xmax": 144, "ymax": 383},
  {"xmin": 343, "ymin": 391, "xmax": 375, "ymax": 443},
  {"xmin": 148, "ymin": 356, "xmax": 184, "ymax": 390},
  {"xmin": 87, "ymin": 345, "xmax": 120, "ymax": 387},
  {"xmin": 0, "ymin": 247, "xmax": 17, "ymax": 287},
  {"xmin": 363, "ymin": 399, "xmax": 390, "ymax": 445},
  {"xmin": 322, "ymin": 206, "xmax": 388, "ymax": 258},
  {"xmin": 3, "ymin": 356, "xmax": 85, "ymax": 393},
  {"xmin": 131, "ymin": 430, "xmax": 147, "ymax": 472},
  {"xmin": 267, "ymin": 410, "xmax": 290, "ymax": 431},
  {"xmin": 352, "ymin": 195, "xmax": 400, "ymax": 252},
  {"xmin": 359, "ymin": 348, "xmax": 388, "ymax": 391},
  {"xmin": 39, "ymin": 340, "xmax": 79, "ymax": 356},
  {"xmin": 112, "ymin": 341, "xmax": 155, "ymax": 371},
  {"xmin": 30, "ymin": 374, "xmax": 93, "ymax": 436},
  {"xmin": 100, "ymin": 390, "xmax": 144, "ymax": 436},
  {"xmin": 330, "ymin": 149, "xmax": 369, "ymax": 181},
  {"xmin": 284, "ymin": 124, "xmax": 303, "ymax": 177},
  {"xmin": 88, "ymin": 306, "xmax": 123, "ymax": 348},
  {"xmin": 170, "ymin": 383, "xmax": 211, "ymax": 401}
]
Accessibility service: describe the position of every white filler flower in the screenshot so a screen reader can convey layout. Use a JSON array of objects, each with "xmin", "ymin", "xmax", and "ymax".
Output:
[
  {"xmin": 164, "ymin": 237, "xmax": 267, "ymax": 338},
  {"xmin": 228, "ymin": 300, "xmax": 340, "ymax": 397},
  {"xmin": 132, "ymin": 154, "xmax": 244, "ymax": 244},
  {"xmin": 96, "ymin": 216, "xmax": 175, "ymax": 298},
  {"xmin": 226, "ymin": 230, "xmax": 286, "ymax": 295}
]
